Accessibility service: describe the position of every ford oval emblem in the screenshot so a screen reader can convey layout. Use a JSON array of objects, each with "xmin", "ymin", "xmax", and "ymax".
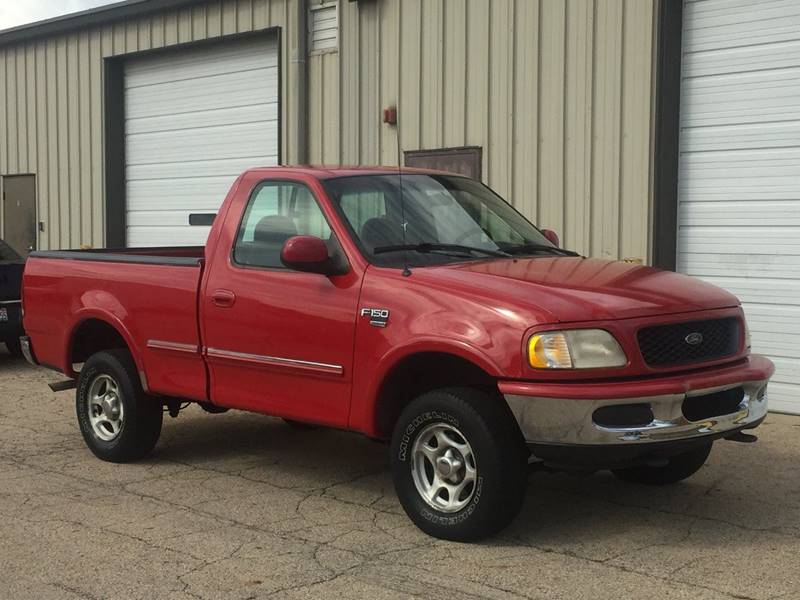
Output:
[{"xmin": 685, "ymin": 332, "xmax": 704, "ymax": 346}]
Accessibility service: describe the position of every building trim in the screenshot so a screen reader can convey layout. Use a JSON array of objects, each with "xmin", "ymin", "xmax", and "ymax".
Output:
[
  {"xmin": 0, "ymin": 0, "xmax": 201, "ymax": 48},
  {"xmin": 651, "ymin": 0, "xmax": 684, "ymax": 271},
  {"xmin": 104, "ymin": 59, "xmax": 126, "ymax": 248}
]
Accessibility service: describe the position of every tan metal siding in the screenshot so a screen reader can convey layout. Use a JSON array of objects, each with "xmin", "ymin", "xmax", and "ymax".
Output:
[
  {"xmin": 308, "ymin": 0, "xmax": 656, "ymax": 263},
  {"xmin": 0, "ymin": 0, "xmax": 298, "ymax": 250}
]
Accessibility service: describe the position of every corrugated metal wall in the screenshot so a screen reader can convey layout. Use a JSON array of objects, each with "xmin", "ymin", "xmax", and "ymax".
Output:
[
  {"xmin": 308, "ymin": 0, "xmax": 657, "ymax": 262},
  {"xmin": 0, "ymin": 0, "xmax": 300, "ymax": 250},
  {"xmin": 1, "ymin": 0, "xmax": 658, "ymax": 260}
]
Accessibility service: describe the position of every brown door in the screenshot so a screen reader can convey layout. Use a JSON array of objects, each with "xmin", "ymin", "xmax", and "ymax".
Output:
[
  {"xmin": 2, "ymin": 175, "xmax": 36, "ymax": 256},
  {"xmin": 405, "ymin": 146, "xmax": 483, "ymax": 180}
]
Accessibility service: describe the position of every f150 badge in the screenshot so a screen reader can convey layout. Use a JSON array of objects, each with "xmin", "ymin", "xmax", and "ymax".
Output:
[{"xmin": 361, "ymin": 308, "xmax": 390, "ymax": 328}]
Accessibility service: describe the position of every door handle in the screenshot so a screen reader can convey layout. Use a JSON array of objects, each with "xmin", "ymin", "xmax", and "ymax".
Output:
[{"xmin": 211, "ymin": 289, "xmax": 236, "ymax": 308}]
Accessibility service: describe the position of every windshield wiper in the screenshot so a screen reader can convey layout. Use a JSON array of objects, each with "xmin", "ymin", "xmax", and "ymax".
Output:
[
  {"xmin": 504, "ymin": 243, "xmax": 580, "ymax": 257},
  {"xmin": 374, "ymin": 243, "xmax": 511, "ymax": 258}
]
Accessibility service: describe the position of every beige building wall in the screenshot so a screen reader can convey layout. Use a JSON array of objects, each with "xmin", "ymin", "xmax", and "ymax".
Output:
[
  {"xmin": 309, "ymin": 0, "xmax": 657, "ymax": 262},
  {"xmin": 1, "ymin": 0, "xmax": 657, "ymax": 262}
]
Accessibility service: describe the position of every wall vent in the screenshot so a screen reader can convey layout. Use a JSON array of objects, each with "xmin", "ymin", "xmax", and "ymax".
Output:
[{"xmin": 309, "ymin": 2, "xmax": 338, "ymax": 53}]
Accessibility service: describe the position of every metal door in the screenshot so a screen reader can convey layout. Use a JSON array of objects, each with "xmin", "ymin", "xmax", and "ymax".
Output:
[{"xmin": 2, "ymin": 175, "xmax": 36, "ymax": 256}]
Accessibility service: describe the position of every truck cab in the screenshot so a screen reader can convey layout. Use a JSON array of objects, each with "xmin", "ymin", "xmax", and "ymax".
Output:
[{"xmin": 21, "ymin": 167, "xmax": 773, "ymax": 541}]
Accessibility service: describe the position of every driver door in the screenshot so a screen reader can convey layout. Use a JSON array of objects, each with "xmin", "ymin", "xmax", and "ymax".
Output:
[{"xmin": 202, "ymin": 180, "xmax": 360, "ymax": 427}]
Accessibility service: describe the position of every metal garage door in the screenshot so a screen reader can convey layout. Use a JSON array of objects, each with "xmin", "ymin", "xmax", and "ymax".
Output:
[
  {"xmin": 678, "ymin": 0, "xmax": 800, "ymax": 413},
  {"xmin": 124, "ymin": 36, "xmax": 279, "ymax": 246}
]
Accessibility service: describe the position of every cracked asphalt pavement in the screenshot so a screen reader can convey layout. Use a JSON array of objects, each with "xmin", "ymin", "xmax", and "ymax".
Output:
[{"xmin": 1, "ymin": 350, "xmax": 799, "ymax": 600}]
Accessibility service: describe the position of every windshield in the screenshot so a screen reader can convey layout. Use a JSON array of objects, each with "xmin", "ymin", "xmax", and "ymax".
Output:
[{"xmin": 323, "ymin": 174, "xmax": 561, "ymax": 268}]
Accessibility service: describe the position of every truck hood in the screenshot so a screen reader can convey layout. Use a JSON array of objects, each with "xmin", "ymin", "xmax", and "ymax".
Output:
[{"xmin": 437, "ymin": 256, "xmax": 740, "ymax": 323}]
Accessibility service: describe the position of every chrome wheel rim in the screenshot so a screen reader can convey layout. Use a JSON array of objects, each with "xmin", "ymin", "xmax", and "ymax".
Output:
[
  {"xmin": 87, "ymin": 374, "xmax": 124, "ymax": 442},
  {"xmin": 411, "ymin": 422, "xmax": 477, "ymax": 513}
]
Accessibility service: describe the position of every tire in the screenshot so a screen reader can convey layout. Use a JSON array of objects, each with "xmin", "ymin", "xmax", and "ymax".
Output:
[
  {"xmin": 76, "ymin": 349, "xmax": 163, "ymax": 463},
  {"xmin": 5, "ymin": 338, "xmax": 22, "ymax": 358},
  {"xmin": 390, "ymin": 387, "xmax": 529, "ymax": 542},
  {"xmin": 612, "ymin": 442, "xmax": 712, "ymax": 485},
  {"xmin": 4, "ymin": 338, "xmax": 23, "ymax": 358}
]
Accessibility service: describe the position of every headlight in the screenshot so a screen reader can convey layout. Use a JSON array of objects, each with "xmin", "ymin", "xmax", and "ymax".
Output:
[{"xmin": 528, "ymin": 329, "xmax": 627, "ymax": 369}]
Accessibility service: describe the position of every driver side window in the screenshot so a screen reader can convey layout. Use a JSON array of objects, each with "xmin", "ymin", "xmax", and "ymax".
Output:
[{"xmin": 234, "ymin": 182, "xmax": 332, "ymax": 268}]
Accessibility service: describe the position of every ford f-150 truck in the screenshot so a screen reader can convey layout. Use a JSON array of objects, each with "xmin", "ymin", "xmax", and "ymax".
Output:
[{"xmin": 21, "ymin": 167, "xmax": 773, "ymax": 541}]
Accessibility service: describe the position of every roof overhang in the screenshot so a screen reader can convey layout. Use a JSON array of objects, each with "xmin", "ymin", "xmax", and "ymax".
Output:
[{"xmin": 0, "ymin": 0, "xmax": 201, "ymax": 48}]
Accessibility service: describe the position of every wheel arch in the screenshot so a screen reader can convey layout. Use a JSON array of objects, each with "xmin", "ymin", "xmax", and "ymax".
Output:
[
  {"xmin": 370, "ymin": 349, "xmax": 503, "ymax": 439},
  {"xmin": 65, "ymin": 313, "xmax": 142, "ymax": 380}
]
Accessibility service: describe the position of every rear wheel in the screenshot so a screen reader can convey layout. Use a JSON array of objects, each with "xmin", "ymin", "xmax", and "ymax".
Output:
[
  {"xmin": 76, "ymin": 349, "xmax": 163, "ymax": 463},
  {"xmin": 4, "ymin": 338, "xmax": 22, "ymax": 358},
  {"xmin": 390, "ymin": 387, "xmax": 528, "ymax": 541},
  {"xmin": 612, "ymin": 442, "xmax": 712, "ymax": 485}
]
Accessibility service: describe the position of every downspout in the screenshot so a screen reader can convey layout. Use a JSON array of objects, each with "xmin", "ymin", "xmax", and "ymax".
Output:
[{"xmin": 291, "ymin": 0, "xmax": 309, "ymax": 165}]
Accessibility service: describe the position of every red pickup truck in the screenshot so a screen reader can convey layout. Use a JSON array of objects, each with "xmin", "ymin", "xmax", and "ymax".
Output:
[{"xmin": 21, "ymin": 167, "xmax": 773, "ymax": 541}]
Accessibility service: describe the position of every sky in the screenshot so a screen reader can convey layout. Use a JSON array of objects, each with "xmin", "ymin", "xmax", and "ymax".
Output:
[{"xmin": 0, "ymin": 0, "xmax": 119, "ymax": 31}]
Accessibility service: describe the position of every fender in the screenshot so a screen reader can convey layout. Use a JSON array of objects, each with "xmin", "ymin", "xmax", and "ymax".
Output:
[
  {"xmin": 351, "ymin": 336, "xmax": 503, "ymax": 436},
  {"xmin": 63, "ymin": 308, "xmax": 143, "ymax": 380}
]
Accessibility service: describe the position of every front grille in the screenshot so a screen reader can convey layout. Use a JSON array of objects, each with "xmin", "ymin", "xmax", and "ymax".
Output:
[{"xmin": 637, "ymin": 317, "xmax": 740, "ymax": 368}]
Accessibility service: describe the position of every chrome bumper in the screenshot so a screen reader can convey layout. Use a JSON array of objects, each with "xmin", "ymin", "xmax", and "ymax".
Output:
[
  {"xmin": 505, "ymin": 379, "xmax": 769, "ymax": 446},
  {"xmin": 19, "ymin": 336, "xmax": 38, "ymax": 366}
]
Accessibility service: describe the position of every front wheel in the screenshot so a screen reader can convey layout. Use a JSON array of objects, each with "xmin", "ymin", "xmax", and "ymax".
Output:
[
  {"xmin": 390, "ymin": 387, "xmax": 528, "ymax": 541},
  {"xmin": 612, "ymin": 442, "xmax": 712, "ymax": 485},
  {"xmin": 76, "ymin": 349, "xmax": 163, "ymax": 463}
]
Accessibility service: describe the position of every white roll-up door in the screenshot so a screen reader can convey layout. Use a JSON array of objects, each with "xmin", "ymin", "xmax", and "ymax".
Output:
[
  {"xmin": 678, "ymin": 0, "xmax": 800, "ymax": 413},
  {"xmin": 124, "ymin": 36, "xmax": 279, "ymax": 247}
]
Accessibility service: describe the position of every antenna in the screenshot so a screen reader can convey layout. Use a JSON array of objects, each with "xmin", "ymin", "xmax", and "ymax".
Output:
[{"xmin": 396, "ymin": 108, "xmax": 411, "ymax": 277}]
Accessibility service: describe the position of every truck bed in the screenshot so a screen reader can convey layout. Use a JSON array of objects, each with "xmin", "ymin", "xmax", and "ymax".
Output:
[{"xmin": 23, "ymin": 247, "xmax": 208, "ymax": 401}]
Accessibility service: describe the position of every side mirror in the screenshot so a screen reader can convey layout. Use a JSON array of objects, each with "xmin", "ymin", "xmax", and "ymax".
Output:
[
  {"xmin": 281, "ymin": 236, "xmax": 345, "ymax": 276},
  {"xmin": 541, "ymin": 229, "xmax": 560, "ymax": 248}
]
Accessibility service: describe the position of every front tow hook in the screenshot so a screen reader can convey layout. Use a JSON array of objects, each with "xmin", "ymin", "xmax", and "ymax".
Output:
[{"xmin": 725, "ymin": 431, "xmax": 758, "ymax": 444}]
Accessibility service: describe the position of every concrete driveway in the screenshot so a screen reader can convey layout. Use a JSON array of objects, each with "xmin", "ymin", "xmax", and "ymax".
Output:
[{"xmin": 1, "ymin": 350, "xmax": 798, "ymax": 600}]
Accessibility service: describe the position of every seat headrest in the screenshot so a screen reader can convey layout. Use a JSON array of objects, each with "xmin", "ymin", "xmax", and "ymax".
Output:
[
  {"xmin": 254, "ymin": 215, "xmax": 298, "ymax": 244},
  {"xmin": 360, "ymin": 217, "xmax": 405, "ymax": 252}
]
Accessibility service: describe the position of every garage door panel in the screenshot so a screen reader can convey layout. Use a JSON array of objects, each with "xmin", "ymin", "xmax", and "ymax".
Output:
[
  {"xmin": 679, "ymin": 200, "xmax": 800, "ymax": 227},
  {"xmin": 684, "ymin": 0, "xmax": 800, "ymax": 52},
  {"xmin": 125, "ymin": 69, "xmax": 278, "ymax": 119},
  {"xmin": 125, "ymin": 40, "xmax": 279, "ymax": 86},
  {"xmin": 683, "ymin": 39, "xmax": 800, "ymax": 78},
  {"xmin": 124, "ymin": 35, "xmax": 278, "ymax": 248},
  {"xmin": 127, "ymin": 156, "xmax": 278, "ymax": 182},
  {"xmin": 766, "ymin": 358, "xmax": 800, "ymax": 388},
  {"xmin": 681, "ymin": 0, "xmax": 800, "ymax": 415},
  {"xmin": 766, "ymin": 383, "xmax": 800, "ymax": 414},
  {"xmin": 678, "ymin": 148, "xmax": 800, "ymax": 201},
  {"xmin": 680, "ymin": 121, "xmax": 800, "ymax": 152},
  {"xmin": 679, "ymin": 227, "xmax": 800, "ymax": 255},
  {"xmin": 126, "ymin": 226, "xmax": 211, "ymax": 248},
  {"xmin": 127, "ymin": 210, "xmax": 218, "ymax": 227},
  {"xmin": 126, "ymin": 102, "xmax": 277, "ymax": 135},
  {"xmin": 686, "ymin": 275, "xmax": 800, "ymax": 306},
  {"xmin": 680, "ymin": 73, "xmax": 800, "ymax": 127},
  {"xmin": 679, "ymin": 254, "xmax": 800, "ymax": 280},
  {"xmin": 126, "ymin": 120, "xmax": 279, "ymax": 165}
]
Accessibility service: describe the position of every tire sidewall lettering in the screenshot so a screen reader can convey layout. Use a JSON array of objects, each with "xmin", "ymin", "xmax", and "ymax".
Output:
[
  {"xmin": 419, "ymin": 475, "xmax": 483, "ymax": 526},
  {"xmin": 396, "ymin": 407, "xmax": 483, "ymax": 527},
  {"xmin": 397, "ymin": 410, "xmax": 460, "ymax": 463}
]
